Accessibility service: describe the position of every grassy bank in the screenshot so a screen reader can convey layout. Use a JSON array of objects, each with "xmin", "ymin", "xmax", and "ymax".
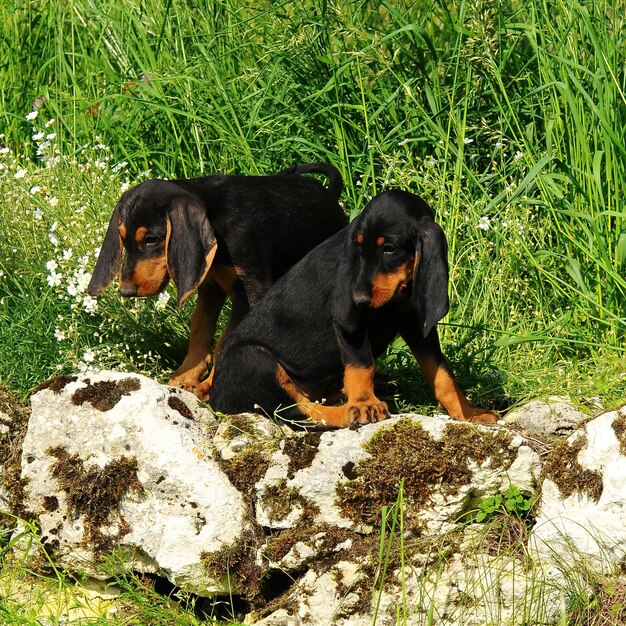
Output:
[{"xmin": 1, "ymin": 0, "xmax": 624, "ymax": 407}]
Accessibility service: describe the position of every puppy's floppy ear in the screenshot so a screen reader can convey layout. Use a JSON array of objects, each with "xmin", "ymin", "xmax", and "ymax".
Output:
[
  {"xmin": 87, "ymin": 204, "xmax": 122, "ymax": 296},
  {"xmin": 412, "ymin": 219, "xmax": 450, "ymax": 337},
  {"xmin": 166, "ymin": 195, "xmax": 217, "ymax": 306}
]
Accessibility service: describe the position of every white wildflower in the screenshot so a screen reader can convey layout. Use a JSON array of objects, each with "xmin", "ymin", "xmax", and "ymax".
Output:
[
  {"xmin": 48, "ymin": 196, "xmax": 59, "ymax": 207},
  {"xmin": 45, "ymin": 259, "xmax": 58, "ymax": 272},
  {"xmin": 478, "ymin": 216, "xmax": 491, "ymax": 231},
  {"xmin": 32, "ymin": 132, "xmax": 45, "ymax": 141},
  {"xmin": 46, "ymin": 270, "xmax": 62, "ymax": 287},
  {"xmin": 463, "ymin": 137, "xmax": 474, "ymax": 145},
  {"xmin": 155, "ymin": 291, "xmax": 171, "ymax": 311},
  {"xmin": 45, "ymin": 118, "xmax": 56, "ymax": 127},
  {"xmin": 0, "ymin": 147, "xmax": 9, "ymax": 155},
  {"xmin": 26, "ymin": 111, "xmax": 38, "ymax": 121},
  {"xmin": 82, "ymin": 347, "xmax": 96, "ymax": 362},
  {"xmin": 75, "ymin": 270, "xmax": 91, "ymax": 293},
  {"xmin": 120, "ymin": 181, "xmax": 131, "ymax": 193},
  {"xmin": 82, "ymin": 295, "xmax": 98, "ymax": 314},
  {"xmin": 33, "ymin": 208, "xmax": 43, "ymax": 220},
  {"xmin": 30, "ymin": 185, "xmax": 42, "ymax": 194},
  {"xmin": 62, "ymin": 248, "xmax": 73, "ymax": 261},
  {"xmin": 14, "ymin": 169, "xmax": 27, "ymax": 179},
  {"xmin": 46, "ymin": 132, "xmax": 56, "ymax": 141},
  {"xmin": 48, "ymin": 233, "xmax": 58, "ymax": 246},
  {"xmin": 513, "ymin": 150, "xmax": 524, "ymax": 161},
  {"xmin": 54, "ymin": 328, "xmax": 66, "ymax": 341},
  {"xmin": 495, "ymin": 141, "xmax": 505, "ymax": 149}
]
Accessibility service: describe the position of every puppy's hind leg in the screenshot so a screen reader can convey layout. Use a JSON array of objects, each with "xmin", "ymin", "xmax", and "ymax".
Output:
[{"xmin": 209, "ymin": 345, "xmax": 310, "ymax": 425}]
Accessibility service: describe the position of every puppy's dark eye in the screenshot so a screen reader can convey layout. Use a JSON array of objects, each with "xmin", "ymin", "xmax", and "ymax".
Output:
[
  {"xmin": 382, "ymin": 244, "xmax": 396, "ymax": 255},
  {"xmin": 144, "ymin": 235, "xmax": 160, "ymax": 245}
]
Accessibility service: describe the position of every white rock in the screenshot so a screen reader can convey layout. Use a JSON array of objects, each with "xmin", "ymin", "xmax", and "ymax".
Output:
[
  {"xmin": 530, "ymin": 407, "xmax": 626, "ymax": 572},
  {"xmin": 213, "ymin": 412, "xmax": 282, "ymax": 461},
  {"xmin": 256, "ymin": 414, "xmax": 541, "ymax": 535},
  {"xmin": 504, "ymin": 399, "xmax": 589, "ymax": 437},
  {"xmin": 20, "ymin": 371, "xmax": 255, "ymax": 595},
  {"xmin": 255, "ymin": 562, "xmax": 367, "ymax": 626}
]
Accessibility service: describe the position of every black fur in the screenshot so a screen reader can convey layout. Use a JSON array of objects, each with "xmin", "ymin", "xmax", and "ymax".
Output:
[
  {"xmin": 211, "ymin": 189, "xmax": 497, "ymax": 427},
  {"xmin": 88, "ymin": 163, "xmax": 347, "ymax": 397}
]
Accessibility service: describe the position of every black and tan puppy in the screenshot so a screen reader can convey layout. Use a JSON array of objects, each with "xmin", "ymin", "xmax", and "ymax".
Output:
[
  {"xmin": 210, "ymin": 189, "xmax": 499, "ymax": 427},
  {"xmin": 87, "ymin": 163, "xmax": 347, "ymax": 398}
]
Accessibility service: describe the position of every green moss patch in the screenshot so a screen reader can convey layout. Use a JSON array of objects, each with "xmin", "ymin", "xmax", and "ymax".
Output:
[
  {"xmin": 261, "ymin": 478, "xmax": 320, "ymax": 524},
  {"xmin": 223, "ymin": 414, "xmax": 255, "ymax": 439},
  {"xmin": 217, "ymin": 415, "xmax": 281, "ymax": 498},
  {"xmin": 47, "ymin": 447, "xmax": 144, "ymax": 555},
  {"xmin": 612, "ymin": 412, "xmax": 626, "ymax": 456},
  {"xmin": 167, "ymin": 395, "xmax": 194, "ymax": 419},
  {"xmin": 336, "ymin": 418, "xmax": 515, "ymax": 528},
  {"xmin": 0, "ymin": 386, "xmax": 31, "ymax": 520},
  {"xmin": 221, "ymin": 448, "xmax": 271, "ymax": 497},
  {"xmin": 71, "ymin": 378, "xmax": 141, "ymax": 412},
  {"xmin": 33, "ymin": 375, "xmax": 78, "ymax": 394},
  {"xmin": 281, "ymin": 432, "xmax": 322, "ymax": 479},
  {"xmin": 542, "ymin": 434, "xmax": 603, "ymax": 501}
]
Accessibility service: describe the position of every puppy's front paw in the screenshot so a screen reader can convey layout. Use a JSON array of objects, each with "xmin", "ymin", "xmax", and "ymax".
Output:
[
  {"xmin": 168, "ymin": 362, "xmax": 208, "ymax": 391},
  {"xmin": 346, "ymin": 399, "xmax": 389, "ymax": 425},
  {"xmin": 470, "ymin": 408, "xmax": 500, "ymax": 424},
  {"xmin": 453, "ymin": 407, "xmax": 500, "ymax": 425},
  {"xmin": 193, "ymin": 379, "xmax": 212, "ymax": 402}
]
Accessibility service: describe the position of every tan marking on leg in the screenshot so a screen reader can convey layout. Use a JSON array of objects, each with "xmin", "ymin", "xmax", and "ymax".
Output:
[
  {"xmin": 414, "ymin": 354, "xmax": 498, "ymax": 424},
  {"xmin": 340, "ymin": 364, "xmax": 388, "ymax": 426},
  {"xmin": 370, "ymin": 257, "xmax": 414, "ymax": 308},
  {"xmin": 275, "ymin": 363, "xmax": 388, "ymax": 428},
  {"xmin": 343, "ymin": 364, "xmax": 375, "ymax": 401},
  {"xmin": 169, "ymin": 284, "xmax": 226, "ymax": 394}
]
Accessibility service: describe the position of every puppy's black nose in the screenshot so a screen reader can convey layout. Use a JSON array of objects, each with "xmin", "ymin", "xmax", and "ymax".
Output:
[
  {"xmin": 352, "ymin": 290, "xmax": 371, "ymax": 307},
  {"xmin": 119, "ymin": 284, "xmax": 138, "ymax": 297}
]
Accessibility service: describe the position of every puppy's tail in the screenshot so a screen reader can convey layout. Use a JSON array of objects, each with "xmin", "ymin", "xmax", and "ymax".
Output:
[{"xmin": 275, "ymin": 162, "xmax": 343, "ymax": 200}]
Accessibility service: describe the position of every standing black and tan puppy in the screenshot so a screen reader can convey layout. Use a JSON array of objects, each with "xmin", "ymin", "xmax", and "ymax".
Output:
[
  {"xmin": 87, "ymin": 163, "xmax": 347, "ymax": 398},
  {"xmin": 210, "ymin": 189, "xmax": 498, "ymax": 427}
]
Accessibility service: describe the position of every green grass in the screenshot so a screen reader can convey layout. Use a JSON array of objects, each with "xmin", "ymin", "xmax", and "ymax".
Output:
[
  {"xmin": 0, "ymin": 0, "xmax": 625, "ymax": 621},
  {"xmin": 1, "ymin": 0, "xmax": 624, "ymax": 407}
]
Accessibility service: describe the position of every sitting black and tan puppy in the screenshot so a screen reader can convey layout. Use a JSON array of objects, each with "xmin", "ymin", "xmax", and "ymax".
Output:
[
  {"xmin": 87, "ymin": 163, "xmax": 347, "ymax": 398},
  {"xmin": 210, "ymin": 189, "xmax": 499, "ymax": 427}
]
